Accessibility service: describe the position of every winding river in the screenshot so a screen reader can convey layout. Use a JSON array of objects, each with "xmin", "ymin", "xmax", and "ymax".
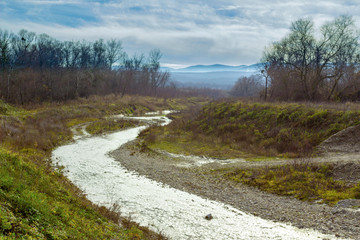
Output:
[{"xmin": 52, "ymin": 115, "xmax": 345, "ymax": 240}]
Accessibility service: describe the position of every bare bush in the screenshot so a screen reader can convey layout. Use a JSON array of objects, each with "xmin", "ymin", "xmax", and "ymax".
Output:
[
  {"xmin": 261, "ymin": 16, "xmax": 360, "ymax": 101},
  {"xmin": 230, "ymin": 75, "xmax": 264, "ymax": 97}
]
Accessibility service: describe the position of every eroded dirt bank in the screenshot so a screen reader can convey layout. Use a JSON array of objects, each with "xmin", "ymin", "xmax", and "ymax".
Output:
[{"xmin": 111, "ymin": 141, "xmax": 360, "ymax": 239}]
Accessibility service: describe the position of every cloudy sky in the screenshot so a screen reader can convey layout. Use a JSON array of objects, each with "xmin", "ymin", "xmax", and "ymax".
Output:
[{"xmin": 1, "ymin": 0, "xmax": 359, "ymax": 67}]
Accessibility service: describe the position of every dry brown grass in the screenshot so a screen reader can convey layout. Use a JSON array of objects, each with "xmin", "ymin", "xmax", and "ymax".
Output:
[
  {"xmin": 142, "ymin": 100, "xmax": 360, "ymax": 158},
  {"xmin": 1, "ymin": 95, "xmax": 194, "ymax": 239}
]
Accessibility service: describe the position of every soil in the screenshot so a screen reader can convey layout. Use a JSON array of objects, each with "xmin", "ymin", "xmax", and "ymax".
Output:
[{"xmin": 110, "ymin": 124, "xmax": 360, "ymax": 239}]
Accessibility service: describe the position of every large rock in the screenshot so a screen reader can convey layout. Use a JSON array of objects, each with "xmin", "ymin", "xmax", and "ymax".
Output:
[{"xmin": 317, "ymin": 125, "xmax": 360, "ymax": 153}]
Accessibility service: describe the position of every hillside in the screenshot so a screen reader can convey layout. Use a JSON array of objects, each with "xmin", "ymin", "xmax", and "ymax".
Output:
[
  {"xmin": 164, "ymin": 64, "xmax": 260, "ymax": 73},
  {"xmin": 109, "ymin": 100, "xmax": 360, "ymax": 239},
  {"xmin": 141, "ymin": 100, "xmax": 360, "ymax": 158},
  {"xmin": 163, "ymin": 64, "xmax": 260, "ymax": 90},
  {"xmin": 0, "ymin": 96, "xmax": 199, "ymax": 239}
]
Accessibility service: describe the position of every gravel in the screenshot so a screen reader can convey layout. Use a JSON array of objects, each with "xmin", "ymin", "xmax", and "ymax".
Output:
[{"xmin": 111, "ymin": 141, "xmax": 360, "ymax": 239}]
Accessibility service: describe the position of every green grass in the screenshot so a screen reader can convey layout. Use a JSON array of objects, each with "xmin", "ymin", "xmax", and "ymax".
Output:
[
  {"xmin": 139, "ymin": 99, "xmax": 360, "ymax": 206},
  {"xmin": 0, "ymin": 148, "xmax": 148, "ymax": 239},
  {"xmin": 66, "ymin": 117, "xmax": 100, "ymax": 128},
  {"xmin": 141, "ymin": 100, "xmax": 360, "ymax": 158},
  {"xmin": 0, "ymin": 95, "xmax": 191, "ymax": 239},
  {"xmin": 245, "ymin": 156, "xmax": 280, "ymax": 162},
  {"xmin": 214, "ymin": 162, "xmax": 360, "ymax": 205},
  {"xmin": 0, "ymin": 100, "xmax": 24, "ymax": 116},
  {"xmin": 86, "ymin": 119, "xmax": 141, "ymax": 135}
]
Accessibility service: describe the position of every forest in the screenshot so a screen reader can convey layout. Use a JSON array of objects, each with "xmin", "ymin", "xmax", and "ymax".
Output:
[
  {"xmin": 3, "ymin": 16, "xmax": 360, "ymax": 105},
  {"xmin": 261, "ymin": 15, "xmax": 360, "ymax": 102},
  {"xmin": 231, "ymin": 16, "xmax": 360, "ymax": 102},
  {"xmin": 0, "ymin": 29, "xmax": 172, "ymax": 104},
  {"xmin": 1, "ymin": 14, "xmax": 360, "ymax": 240}
]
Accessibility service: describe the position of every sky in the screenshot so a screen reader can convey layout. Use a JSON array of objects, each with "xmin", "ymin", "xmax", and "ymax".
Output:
[{"xmin": 1, "ymin": 0, "xmax": 360, "ymax": 68}]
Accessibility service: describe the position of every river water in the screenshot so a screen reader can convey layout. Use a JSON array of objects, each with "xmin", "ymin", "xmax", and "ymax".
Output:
[{"xmin": 52, "ymin": 115, "xmax": 345, "ymax": 240}]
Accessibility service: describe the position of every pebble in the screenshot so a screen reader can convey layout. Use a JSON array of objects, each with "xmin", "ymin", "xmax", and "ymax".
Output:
[{"xmin": 112, "ymin": 142, "xmax": 360, "ymax": 239}]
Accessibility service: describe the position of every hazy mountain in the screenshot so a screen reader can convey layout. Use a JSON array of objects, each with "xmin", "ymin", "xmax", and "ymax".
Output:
[
  {"xmin": 162, "ymin": 64, "xmax": 261, "ymax": 89},
  {"xmin": 162, "ymin": 64, "xmax": 261, "ymax": 73}
]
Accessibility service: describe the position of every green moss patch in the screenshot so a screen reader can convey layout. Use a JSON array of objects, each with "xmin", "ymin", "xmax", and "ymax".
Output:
[
  {"xmin": 142, "ymin": 101, "xmax": 360, "ymax": 158},
  {"xmin": 0, "ymin": 96, "xmax": 179, "ymax": 239},
  {"xmin": 86, "ymin": 119, "xmax": 141, "ymax": 135},
  {"xmin": 0, "ymin": 148, "xmax": 149, "ymax": 239},
  {"xmin": 218, "ymin": 163, "xmax": 360, "ymax": 205}
]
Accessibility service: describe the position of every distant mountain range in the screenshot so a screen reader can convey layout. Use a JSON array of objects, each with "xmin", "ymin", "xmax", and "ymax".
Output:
[
  {"xmin": 162, "ymin": 64, "xmax": 261, "ymax": 90},
  {"xmin": 161, "ymin": 64, "xmax": 261, "ymax": 73}
]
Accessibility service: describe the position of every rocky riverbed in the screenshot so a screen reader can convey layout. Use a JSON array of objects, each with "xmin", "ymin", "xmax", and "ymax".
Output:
[
  {"xmin": 111, "ymin": 140, "xmax": 360, "ymax": 239},
  {"xmin": 52, "ymin": 113, "xmax": 359, "ymax": 239}
]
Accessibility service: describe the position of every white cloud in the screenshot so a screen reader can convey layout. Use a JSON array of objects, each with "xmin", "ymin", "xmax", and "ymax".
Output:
[
  {"xmin": 21, "ymin": 0, "xmax": 83, "ymax": 3},
  {"xmin": 1, "ymin": 0, "xmax": 360, "ymax": 65}
]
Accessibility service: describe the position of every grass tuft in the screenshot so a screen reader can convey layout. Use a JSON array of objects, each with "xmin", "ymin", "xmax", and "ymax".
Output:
[
  {"xmin": 141, "ymin": 100, "xmax": 360, "ymax": 158},
  {"xmin": 216, "ymin": 161, "xmax": 360, "ymax": 205},
  {"xmin": 86, "ymin": 119, "xmax": 141, "ymax": 135},
  {"xmin": 0, "ymin": 95, "xmax": 184, "ymax": 239}
]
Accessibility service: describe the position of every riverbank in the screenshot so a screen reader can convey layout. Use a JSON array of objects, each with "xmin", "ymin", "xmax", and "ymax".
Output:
[
  {"xmin": 52, "ymin": 113, "xmax": 345, "ymax": 239},
  {"xmin": 111, "ymin": 140, "xmax": 360, "ymax": 239},
  {"xmin": 1, "ymin": 95, "xmax": 194, "ymax": 239},
  {"xmin": 142, "ymin": 101, "xmax": 360, "ymax": 159}
]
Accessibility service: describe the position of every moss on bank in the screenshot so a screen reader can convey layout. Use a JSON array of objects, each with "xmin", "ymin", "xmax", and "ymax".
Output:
[
  {"xmin": 0, "ymin": 149, "xmax": 148, "ymax": 239},
  {"xmin": 86, "ymin": 119, "xmax": 141, "ymax": 135},
  {"xmin": 0, "ymin": 95, "xmax": 202, "ymax": 239},
  {"xmin": 211, "ymin": 162, "xmax": 360, "ymax": 205},
  {"xmin": 140, "ymin": 99, "xmax": 360, "ymax": 205},
  {"xmin": 142, "ymin": 101, "xmax": 360, "ymax": 158}
]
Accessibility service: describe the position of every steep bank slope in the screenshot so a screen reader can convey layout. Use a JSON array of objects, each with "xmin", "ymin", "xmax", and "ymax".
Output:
[
  {"xmin": 111, "ymin": 141, "xmax": 359, "ymax": 239},
  {"xmin": 1, "ymin": 96, "xmax": 193, "ymax": 239},
  {"xmin": 142, "ymin": 101, "xmax": 360, "ymax": 158}
]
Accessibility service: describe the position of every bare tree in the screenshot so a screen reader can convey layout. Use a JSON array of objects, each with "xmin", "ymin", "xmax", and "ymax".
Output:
[
  {"xmin": 230, "ymin": 75, "xmax": 263, "ymax": 97},
  {"xmin": 147, "ymin": 49, "xmax": 169, "ymax": 95},
  {"xmin": 262, "ymin": 15, "xmax": 360, "ymax": 101},
  {"xmin": 92, "ymin": 39, "xmax": 107, "ymax": 68},
  {"xmin": 0, "ymin": 29, "xmax": 11, "ymax": 70},
  {"xmin": 320, "ymin": 16, "xmax": 359, "ymax": 100},
  {"xmin": 0, "ymin": 28, "xmax": 173, "ymax": 103},
  {"xmin": 106, "ymin": 39, "xmax": 123, "ymax": 69},
  {"xmin": 0, "ymin": 29, "xmax": 12, "ymax": 99}
]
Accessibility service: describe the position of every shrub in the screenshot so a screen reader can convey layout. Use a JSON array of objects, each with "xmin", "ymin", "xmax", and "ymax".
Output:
[
  {"xmin": 220, "ymin": 162, "xmax": 359, "ymax": 205},
  {"xmin": 142, "ymin": 100, "xmax": 360, "ymax": 158}
]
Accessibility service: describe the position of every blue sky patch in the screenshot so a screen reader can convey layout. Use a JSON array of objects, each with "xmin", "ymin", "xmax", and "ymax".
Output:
[{"xmin": 1, "ymin": 0, "xmax": 360, "ymax": 66}]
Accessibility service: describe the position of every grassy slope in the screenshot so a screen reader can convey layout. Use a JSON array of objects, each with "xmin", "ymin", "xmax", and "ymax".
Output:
[
  {"xmin": 143, "ymin": 100, "xmax": 360, "ymax": 158},
  {"xmin": 214, "ymin": 163, "xmax": 360, "ymax": 205},
  {"xmin": 141, "ymin": 100, "xmax": 360, "ymax": 205},
  {"xmin": 0, "ymin": 149, "xmax": 143, "ymax": 239},
  {"xmin": 86, "ymin": 119, "xmax": 141, "ymax": 135},
  {"xmin": 0, "ymin": 95, "xmax": 204, "ymax": 239}
]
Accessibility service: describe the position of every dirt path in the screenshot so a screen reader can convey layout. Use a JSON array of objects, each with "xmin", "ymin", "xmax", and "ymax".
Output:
[{"xmin": 111, "ymin": 138, "xmax": 360, "ymax": 239}]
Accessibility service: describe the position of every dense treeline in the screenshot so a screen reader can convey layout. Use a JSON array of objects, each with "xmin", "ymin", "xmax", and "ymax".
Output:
[
  {"xmin": 261, "ymin": 15, "xmax": 360, "ymax": 101},
  {"xmin": 0, "ymin": 29, "xmax": 171, "ymax": 104}
]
